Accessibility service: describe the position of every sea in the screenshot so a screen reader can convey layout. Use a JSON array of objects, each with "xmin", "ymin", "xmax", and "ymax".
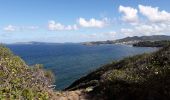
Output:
[{"xmin": 6, "ymin": 43, "xmax": 157, "ymax": 90}]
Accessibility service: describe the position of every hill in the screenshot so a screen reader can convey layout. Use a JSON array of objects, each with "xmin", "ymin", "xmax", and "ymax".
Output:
[
  {"xmin": 83, "ymin": 35, "xmax": 170, "ymax": 45},
  {"xmin": 66, "ymin": 45, "xmax": 170, "ymax": 100},
  {"xmin": 116, "ymin": 35, "xmax": 170, "ymax": 43},
  {"xmin": 133, "ymin": 40, "xmax": 170, "ymax": 47}
]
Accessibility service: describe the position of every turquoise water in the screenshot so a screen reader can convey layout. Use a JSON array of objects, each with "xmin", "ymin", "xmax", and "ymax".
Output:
[{"xmin": 7, "ymin": 43, "xmax": 157, "ymax": 90}]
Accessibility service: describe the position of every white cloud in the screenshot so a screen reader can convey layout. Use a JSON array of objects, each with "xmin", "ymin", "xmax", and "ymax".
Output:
[
  {"xmin": 119, "ymin": 5, "xmax": 170, "ymax": 37},
  {"xmin": 120, "ymin": 23, "xmax": 170, "ymax": 36},
  {"xmin": 119, "ymin": 5, "xmax": 138, "ymax": 23},
  {"xmin": 3, "ymin": 25, "xmax": 17, "ymax": 32},
  {"xmin": 77, "ymin": 18, "xmax": 107, "ymax": 28},
  {"xmin": 139, "ymin": 5, "xmax": 170, "ymax": 22},
  {"xmin": 3, "ymin": 25, "xmax": 39, "ymax": 32},
  {"xmin": 48, "ymin": 20, "xmax": 78, "ymax": 31}
]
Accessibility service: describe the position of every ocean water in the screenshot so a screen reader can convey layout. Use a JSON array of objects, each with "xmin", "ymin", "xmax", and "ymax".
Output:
[{"xmin": 7, "ymin": 43, "xmax": 157, "ymax": 90}]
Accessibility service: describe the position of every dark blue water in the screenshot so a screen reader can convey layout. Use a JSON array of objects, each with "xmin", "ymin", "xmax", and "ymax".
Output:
[{"xmin": 7, "ymin": 43, "xmax": 157, "ymax": 90}]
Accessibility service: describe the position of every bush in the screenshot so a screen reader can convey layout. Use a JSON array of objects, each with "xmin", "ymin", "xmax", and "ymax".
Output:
[{"xmin": 0, "ymin": 45, "xmax": 55, "ymax": 99}]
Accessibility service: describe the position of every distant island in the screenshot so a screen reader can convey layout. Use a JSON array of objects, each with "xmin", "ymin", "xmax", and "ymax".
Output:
[{"xmin": 82, "ymin": 35, "xmax": 170, "ymax": 46}]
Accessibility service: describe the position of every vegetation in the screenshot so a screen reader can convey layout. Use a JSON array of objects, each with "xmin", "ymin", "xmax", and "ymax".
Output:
[
  {"xmin": 133, "ymin": 40, "xmax": 170, "ymax": 47},
  {"xmin": 83, "ymin": 35, "xmax": 170, "ymax": 45},
  {"xmin": 66, "ymin": 45, "xmax": 170, "ymax": 100},
  {"xmin": 0, "ymin": 45, "xmax": 55, "ymax": 100},
  {"xmin": 116, "ymin": 35, "xmax": 170, "ymax": 43}
]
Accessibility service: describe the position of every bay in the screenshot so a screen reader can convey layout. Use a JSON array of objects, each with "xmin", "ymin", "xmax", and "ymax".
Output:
[{"xmin": 7, "ymin": 43, "xmax": 157, "ymax": 90}]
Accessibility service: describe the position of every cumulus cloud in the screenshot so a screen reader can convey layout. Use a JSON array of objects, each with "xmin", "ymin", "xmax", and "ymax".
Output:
[
  {"xmin": 121, "ymin": 23, "xmax": 170, "ymax": 36},
  {"xmin": 119, "ymin": 5, "xmax": 138, "ymax": 23},
  {"xmin": 48, "ymin": 20, "xmax": 78, "ymax": 31},
  {"xmin": 119, "ymin": 5, "xmax": 170, "ymax": 37},
  {"xmin": 77, "ymin": 18, "xmax": 107, "ymax": 28},
  {"xmin": 139, "ymin": 5, "xmax": 170, "ymax": 22}
]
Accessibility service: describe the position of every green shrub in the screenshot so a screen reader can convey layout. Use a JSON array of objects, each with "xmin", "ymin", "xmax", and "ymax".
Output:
[{"xmin": 0, "ymin": 45, "xmax": 55, "ymax": 99}]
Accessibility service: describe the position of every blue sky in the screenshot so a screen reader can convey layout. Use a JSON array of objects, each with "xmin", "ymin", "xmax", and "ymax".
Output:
[{"xmin": 0, "ymin": 0, "xmax": 170, "ymax": 43}]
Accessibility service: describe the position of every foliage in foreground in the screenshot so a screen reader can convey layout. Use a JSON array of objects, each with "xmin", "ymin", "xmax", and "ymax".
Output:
[
  {"xmin": 0, "ymin": 45, "xmax": 55, "ymax": 100},
  {"xmin": 100, "ymin": 46, "xmax": 170, "ymax": 100}
]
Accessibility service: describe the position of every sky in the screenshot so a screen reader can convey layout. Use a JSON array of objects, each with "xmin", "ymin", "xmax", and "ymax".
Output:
[{"xmin": 0, "ymin": 0, "xmax": 170, "ymax": 43}]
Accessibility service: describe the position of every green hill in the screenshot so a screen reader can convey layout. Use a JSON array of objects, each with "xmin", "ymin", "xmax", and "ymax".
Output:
[
  {"xmin": 83, "ymin": 35, "xmax": 170, "ymax": 45},
  {"xmin": 133, "ymin": 40, "xmax": 170, "ymax": 47},
  {"xmin": 116, "ymin": 35, "xmax": 170, "ymax": 42},
  {"xmin": 66, "ymin": 45, "xmax": 170, "ymax": 100}
]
